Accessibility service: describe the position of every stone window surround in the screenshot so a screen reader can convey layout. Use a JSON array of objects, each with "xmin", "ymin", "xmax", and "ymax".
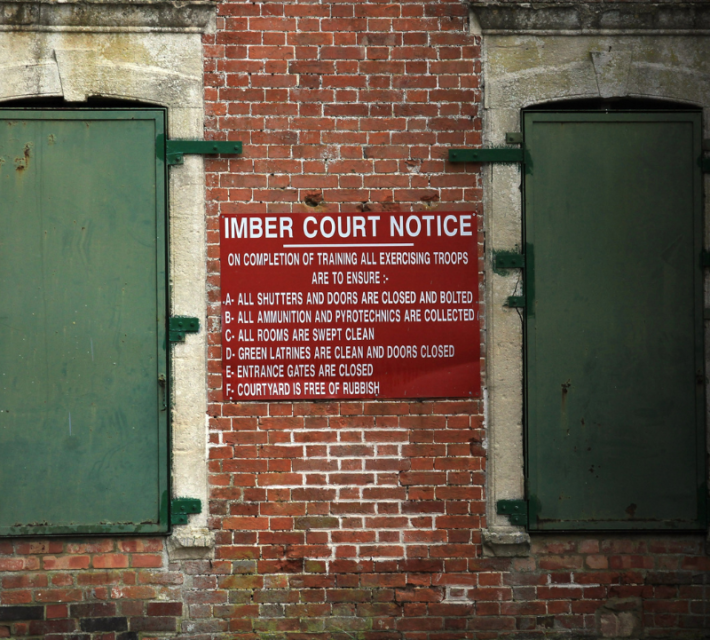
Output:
[
  {"xmin": 0, "ymin": 0, "xmax": 216, "ymax": 556},
  {"xmin": 472, "ymin": 3, "xmax": 710, "ymax": 555}
]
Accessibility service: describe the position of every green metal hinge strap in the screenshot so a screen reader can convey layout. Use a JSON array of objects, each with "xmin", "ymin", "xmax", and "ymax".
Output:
[
  {"xmin": 497, "ymin": 499, "xmax": 528, "ymax": 527},
  {"xmin": 171, "ymin": 498, "xmax": 202, "ymax": 525},
  {"xmin": 700, "ymin": 157, "xmax": 710, "ymax": 173},
  {"xmin": 166, "ymin": 140, "xmax": 243, "ymax": 166},
  {"xmin": 494, "ymin": 251, "xmax": 525, "ymax": 270},
  {"xmin": 495, "ymin": 250, "xmax": 526, "ymax": 309},
  {"xmin": 169, "ymin": 316, "xmax": 200, "ymax": 343},
  {"xmin": 449, "ymin": 148, "xmax": 524, "ymax": 163}
]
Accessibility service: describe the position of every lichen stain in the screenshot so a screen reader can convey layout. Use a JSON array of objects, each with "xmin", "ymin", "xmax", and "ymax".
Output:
[{"xmin": 98, "ymin": 34, "xmax": 152, "ymax": 67}]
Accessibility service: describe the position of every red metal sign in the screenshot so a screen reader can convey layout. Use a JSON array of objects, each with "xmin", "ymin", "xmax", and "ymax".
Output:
[{"xmin": 220, "ymin": 212, "xmax": 480, "ymax": 400}]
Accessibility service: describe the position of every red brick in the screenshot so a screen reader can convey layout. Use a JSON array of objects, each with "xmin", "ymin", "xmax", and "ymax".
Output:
[
  {"xmin": 2, "ymin": 590, "xmax": 32, "ymax": 604},
  {"xmin": 43, "ymin": 556, "xmax": 90, "ymax": 570},
  {"xmin": 0, "ymin": 558, "xmax": 36, "ymax": 571},
  {"xmin": 45, "ymin": 605, "xmax": 68, "ymax": 619},
  {"xmin": 111, "ymin": 586, "xmax": 157, "ymax": 600},
  {"xmin": 147, "ymin": 602, "xmax": 183, "ymax": 616},
  {"xmin": 76, "ymin": 572, "xmax": 121, "ymax": 586},
  {"xmin": 92, "ymin": 554, "xmax": 129, "ymax": 569},
  {"xmin": 131, "ymin": 555, "xmax": 163, "ymax": 569},
  {"xmin": 223, "ymin": 517, "xmax": 270, "ymax": 530},
  {"xmin": 118, "ymin": 540, "xmax": 164, "ymax": 553},
  {"xmin": 35, "ymin": 589, "xmax": 83, "ymax": 603}
]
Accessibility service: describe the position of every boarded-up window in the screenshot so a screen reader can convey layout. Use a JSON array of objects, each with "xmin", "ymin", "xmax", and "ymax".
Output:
[
  {"xmin": 0, "ymin": 110, "xmax": 168, "ymax": 535},
  {"xmin": 524, "ymin": 111, "xmax": 706, "ymax": 530}
]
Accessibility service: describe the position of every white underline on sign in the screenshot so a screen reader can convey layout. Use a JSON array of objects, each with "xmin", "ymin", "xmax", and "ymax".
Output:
[{"xmin": 283, "ymin": 243, "xmax": 415, "ymax": 248}]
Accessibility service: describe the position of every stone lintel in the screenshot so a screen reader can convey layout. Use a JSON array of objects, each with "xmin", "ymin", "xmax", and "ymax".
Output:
[
  {"xmin": 0, "ymin": 0, "xmax": 214, "ymax": 32},
  {"xmin": 470, "ymin": 2, "xmax": 710, "ymax": 35}
]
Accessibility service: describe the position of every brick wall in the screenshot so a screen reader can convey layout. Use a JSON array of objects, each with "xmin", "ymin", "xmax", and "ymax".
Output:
[
  {"xmin": 205, "ymin": 400, "xmax": 486, "ymax": 636},
  {"xmin": 201, "ymin": 0, "xmax": 481, "ymax": 217},
  {"xmin": 196, "ymin": 0, "xmax": 710, "ymax": 638},
  {"xmin": 1, "ymin": 0, "xmax": 709, "ymax": 638},
  {"xmin": 3, "ymin": 534, "xmax": 708, "ymax": 638},
  {"xmin": 199, "ymin": 400, "xmax": 710, "ymax": 638},
  {"xmin": 0, "ymin": 538, "xmax": 183, "ymax": 639}
]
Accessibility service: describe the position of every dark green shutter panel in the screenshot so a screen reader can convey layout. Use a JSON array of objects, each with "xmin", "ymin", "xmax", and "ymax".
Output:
[
  {"xmin": 0, "ymin": 110, "xmax": 168, "ymax": 535},
  {"xmin": 524, "ymin": 111, "xmax": 706, "ymax": 531}
]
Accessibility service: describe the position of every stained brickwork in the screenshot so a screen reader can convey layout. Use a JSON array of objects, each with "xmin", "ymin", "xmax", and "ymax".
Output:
[
  {"xmin": 0, "ymin": 539, "xmax": 182, "ymax": 639},
  {"xmin": 1, "ymin": 534, "xmax": 708, "ymax": 637},
  {"xmin": 0, "ymin": 0, "xmax": 708, "ymax": 638},
  {"xmin": 200, "ymin": 399, "xmax": 710, "ymax": 637}
]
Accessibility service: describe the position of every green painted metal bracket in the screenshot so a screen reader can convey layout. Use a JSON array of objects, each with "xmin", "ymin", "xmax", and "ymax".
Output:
[
  {"xmin": 700, "ymin": 157, "xmax": 710, "ymax": 173},
  {"xmin": 505, "ymin": 132, "xmax": 523, "ymax": 144},
  {"xmin": 448, "ymin": 148, "xmax": 524, "ymax": 163},
  {"xmin": 494, "ymin": 251, "xmax": 525, "ymax": 270},
  {"xmin": 505, "ymin": 295, "xmax": 526, "ymax": 309},
  {"xmin": 169, "ymin": 316, "xmax": 200, "ymax": 343},
  {"xmin": 701, "ymin": 251, "xmax": 710, "ymax": 268},
  {"xmin": 497, "ymin": 499, "xmax": 528, "ymax": 527},
  {"xmin": 171, "ymin": 498, "xmax": 202, "ymax": 525},
  {"xmin": 166, "ymin": 140, "xmax": 243, "ymax": 166}
]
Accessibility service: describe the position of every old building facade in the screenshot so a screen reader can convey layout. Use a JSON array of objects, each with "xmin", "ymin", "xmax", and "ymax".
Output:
[{"xmin": 0, "ymin": 0, "xmax": 708, "ymax": 638}]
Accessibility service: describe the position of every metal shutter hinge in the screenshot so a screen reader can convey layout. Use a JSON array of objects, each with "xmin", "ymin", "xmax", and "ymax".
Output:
[
  {"xmin": 171, "ymin": 498, "xmax": 202, "ymax": 525},
  {"xmin": 166, "ymin": 140, "xmax": 243, "ymax": 166},
  {"xmin": 169, "ymin": 316, "xmax": 200, "ymax": 342},
  {"xmin": 449, "ymin": 132, "xmax": 523, "ymax": 163},
  {"xmin": 448, "ymin": 148, "xmax": 523, "ymax": 163},
  {"xmin": 497, "ymin": 247, "xmax": 529, "ymax": 309},
  {"xmin": 494, "ymin": 251, "xmax": 525, "ymax": 270},
  {"xmin": 497, "ymin": 499, "xmax": 528, "ymax": 526}
]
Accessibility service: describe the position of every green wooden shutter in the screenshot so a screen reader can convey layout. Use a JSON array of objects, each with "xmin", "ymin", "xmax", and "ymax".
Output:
[
  {"xmin": 524, "ymin": 111, "xmax": 706, "ymax": 531},
  {"xmin": 0, "ymin": 110, "xmax": 168, "ymax": 535}
]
